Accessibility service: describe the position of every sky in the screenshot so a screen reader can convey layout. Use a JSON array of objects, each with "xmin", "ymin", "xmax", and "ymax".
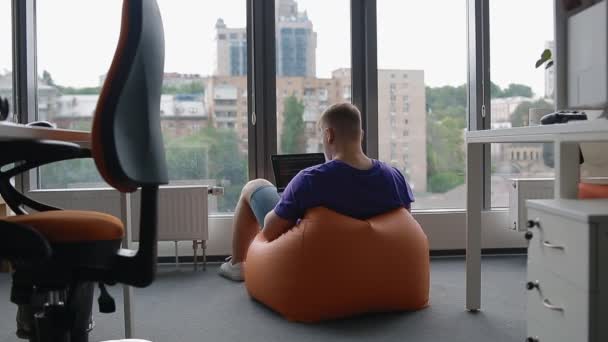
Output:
[{"xmin": 0, "ymin": 0, "xmax": 553, "ymax": 96}]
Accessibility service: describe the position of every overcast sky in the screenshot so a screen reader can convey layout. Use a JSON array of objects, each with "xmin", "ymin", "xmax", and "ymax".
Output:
[{"xmin": 0, "ymin": 0, "xmax": 553, "ymax": 96}]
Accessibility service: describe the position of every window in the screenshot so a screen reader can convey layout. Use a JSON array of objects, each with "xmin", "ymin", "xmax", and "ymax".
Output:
[
  {"xmin": 36, "ymin": 0, "xmax": 122, "ymax": 190},
  {"xmin": 159, "ymin": 0, "xmax": 248, "ymax": 213},
  {"xmin": 490, "ymin": 0, "xmax": 555, "ymax": 207},
  {"xmin": 378, "ymin": 0, "xmax": 467, "ymax": 209},
  {"xmin": 36, "ymin": 1, "xmax": 249, "ymax": 214},
  {"xmin": 275, "ymin": 0, "xmax": 350, "ymax": 154},
  {"xmin": 0, "ymin": 1, "xmax": 12, "ymax": 121}
]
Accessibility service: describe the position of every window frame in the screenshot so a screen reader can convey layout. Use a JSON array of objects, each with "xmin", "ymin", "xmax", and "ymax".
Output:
[{"xmin": 12, "ymin": 0, "xmax": 517, "ymax": 221}]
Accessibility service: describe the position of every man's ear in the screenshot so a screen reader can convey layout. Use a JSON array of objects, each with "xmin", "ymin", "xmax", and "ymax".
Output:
[{"xmin": 327, "ymin": 127, "xmax": 336, "ymax": 144}]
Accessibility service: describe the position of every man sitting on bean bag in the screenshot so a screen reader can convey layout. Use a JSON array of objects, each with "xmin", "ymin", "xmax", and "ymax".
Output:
[{"xmin": 219, "ymin": 103, "xmax": 414, "ymax": 281}]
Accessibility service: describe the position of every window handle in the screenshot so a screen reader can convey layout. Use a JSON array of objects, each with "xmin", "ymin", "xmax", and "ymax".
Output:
[
  {"xmin": 251, "ymin": 111, "xmax": 256, "ymax": 126},
  {"xmin": 542, "ymin": 298, "xmax": 564, "ymax": 312},
  {"xmin": 542, "ymin": 240, "xmax": 565, "ymax": 250}
]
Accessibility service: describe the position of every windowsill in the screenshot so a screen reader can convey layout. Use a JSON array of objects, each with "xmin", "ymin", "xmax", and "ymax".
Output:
[{"xmin": 209, "ymin": 207, "xmax": 510, "ymax": 219}]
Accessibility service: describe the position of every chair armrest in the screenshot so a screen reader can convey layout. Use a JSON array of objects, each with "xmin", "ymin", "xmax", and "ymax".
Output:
[
  {"xmin": 0, "ymin": 140, "xmax": 91, "ymax": 214},
  {"xmin": 0, "ymin": 140, "xmax": 90, "ymax": 172}
]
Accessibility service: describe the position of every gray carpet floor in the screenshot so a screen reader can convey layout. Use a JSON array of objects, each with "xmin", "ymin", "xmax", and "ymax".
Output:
[{"xmin": 0, "ymin": 255, "xmax": 527, "ymax": 342}]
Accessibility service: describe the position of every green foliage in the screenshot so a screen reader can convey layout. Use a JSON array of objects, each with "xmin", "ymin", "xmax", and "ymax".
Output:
[
  {"xmin": 42, "ymin": 70, "xmax": 55, "ymax": 87},
  {"xmin": 535, "ymin": 48, "xmax": 554, "ymax": 69},
  {"xmin": 426, "ymin": 85, "xmax": 467, "ymax": 114},
  {"xmin": 166, "ymin": 126, "xmax": 247, "ymax": 212},
  {"xmin": 165, "ymin": 146, "xmax": 208, "ymax": 181},
  {"xmin": 491, "ymin": 82, "xmax": 534, "ymax": 99},
  {"xmin": 59, "ymin": 86, "xmax": 101, "ymax": 95},
  {"xmin": 162, "ymin": 81, "xmax": 205, "ymax": 95},
  {"xmin": 280, "ymin": 95, "xmax": 306, "ymax": 154},
  {"xmin": 39, "ymin": 159, "xmax": 104, "ymax": 189},
  {"xmin": 425, "ymin": 85, "xmax": 467, "ymax": 193},
  {"xmin": 502, "ymin": 84, "xmax": 534, "ymax": 98},
  {"xmin": 55, "ymin": 81, "xmax": 205, "ymax": 96},
  {"xmin": 428, "ymin": 172, "xmax": 465, "ymax": 193},
  {"xmin": 510, "ymin": 99, "xmax": 554, "ymax": 127}
]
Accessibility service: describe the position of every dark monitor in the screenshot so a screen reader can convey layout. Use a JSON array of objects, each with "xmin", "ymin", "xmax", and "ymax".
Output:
[{"xmin": 271, "ymin": 153, "xmax": 326, "ymax": 192}]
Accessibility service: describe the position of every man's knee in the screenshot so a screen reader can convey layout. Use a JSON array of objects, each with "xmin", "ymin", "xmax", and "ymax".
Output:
[{"xmin": 241, "ymin": 179, "xmax": 274, "ymax": 202}]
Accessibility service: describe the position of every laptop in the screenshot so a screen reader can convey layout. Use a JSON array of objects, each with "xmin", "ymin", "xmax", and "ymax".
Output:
[{"xmin": 271, "ymin": 153, "xmax": 326, "ymax": 192}]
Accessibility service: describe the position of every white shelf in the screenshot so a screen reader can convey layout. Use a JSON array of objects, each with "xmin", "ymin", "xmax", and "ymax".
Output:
[
  {"xmin": 466, "ymin": 120, "xmax": 608, "ymax": 144},
  {"xmin": 527, "ymin": 199, "xmax": 608, "ymax": 224}
]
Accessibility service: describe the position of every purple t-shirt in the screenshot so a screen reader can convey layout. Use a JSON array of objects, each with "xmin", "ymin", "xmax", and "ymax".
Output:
[{"xmin": 274, "ymin": 159, "xmax": 414, "ymax": 221}]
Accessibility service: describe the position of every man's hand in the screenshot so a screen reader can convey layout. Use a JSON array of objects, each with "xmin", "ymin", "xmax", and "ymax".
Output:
[{"xmin": 262, "ymin": 210, "xmax": 295, "ymax": 242}]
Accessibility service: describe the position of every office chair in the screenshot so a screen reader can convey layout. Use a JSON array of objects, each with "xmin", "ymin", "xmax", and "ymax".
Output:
[{"xmin": 0, "ymin": 0, "xmax": 167, "ymax": 341}]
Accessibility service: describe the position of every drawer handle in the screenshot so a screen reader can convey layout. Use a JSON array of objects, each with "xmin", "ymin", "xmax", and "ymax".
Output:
[
  {"xmin": 542, "ymin": 298, "xmax": 564, "ymax": 312},
  {"xmin": 542, "ymin": 240, "xmax": 565, "ymax": 250}
]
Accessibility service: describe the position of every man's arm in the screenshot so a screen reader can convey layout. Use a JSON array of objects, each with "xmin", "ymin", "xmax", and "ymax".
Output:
[{"xmin": 262, "ymin": 210, "xmax": 296, "ymax": 242}]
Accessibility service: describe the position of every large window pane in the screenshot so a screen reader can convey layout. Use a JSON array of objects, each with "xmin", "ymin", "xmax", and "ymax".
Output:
[
  {"xmin": 490, "ymin": 0, "xmax": 555, "ymax": 207},
  {"xmin": 36, "ymin": 1, "xmax": 249, "ymax": 214},
  {"xmin": 0, "ymin": 1, "xmax": 13, "ymax": 121},
  {"xmin": 275, "ymin": 0, "xmax": 351, "ymax": 154},
  {"xmin": 36, "ymin": 0, "xmax": 120, "ymax": 190},
  {"xmin": 377, "ymin": 0, "xmax": 467, "ymax": 210}
]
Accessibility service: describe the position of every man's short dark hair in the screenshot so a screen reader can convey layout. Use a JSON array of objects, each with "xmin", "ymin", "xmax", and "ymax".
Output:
[{"xmin": 318, "ymin": 103, "xmax": 362, "ymax": 140}]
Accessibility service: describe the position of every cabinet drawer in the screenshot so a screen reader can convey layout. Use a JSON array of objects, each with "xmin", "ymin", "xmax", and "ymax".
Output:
[
  {"xmin": 527, "ymin": 208, "xmax": 591, "ymax": 291},
  {"xmin": 527, "ymin": 262, "xmax": 590, "ymax": 342}
]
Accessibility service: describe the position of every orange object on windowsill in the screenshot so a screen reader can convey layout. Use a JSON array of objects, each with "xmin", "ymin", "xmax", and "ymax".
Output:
[{"xmin": 578, "ymin": 183, "xmax": 608, "ymax": 199}]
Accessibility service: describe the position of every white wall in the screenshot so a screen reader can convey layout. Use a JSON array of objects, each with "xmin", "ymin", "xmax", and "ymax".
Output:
[{"xmin": 27, "ymin": 189, "xmax": 526, "ymax": 259}]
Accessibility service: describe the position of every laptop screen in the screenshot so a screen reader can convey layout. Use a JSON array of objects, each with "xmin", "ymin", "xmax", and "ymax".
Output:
[{"xmin": 271, "ymin": 153, "xmax": 326, "ymax": 191}]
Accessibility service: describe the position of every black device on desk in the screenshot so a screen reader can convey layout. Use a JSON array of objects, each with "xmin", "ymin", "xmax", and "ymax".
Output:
[
  {"xmin": 26, "ymin": 121, "xmax": 56, "ymax": 128},
  {"xmin": 271, "ymin": 153, "xmax": 325, "ymax": 192},
  {"xmin": 0, "ymin": 96, "xmax": 9, "ymax": 121},
  {"xmin": 541, "ymin": 110, "xmax": 587, "ymax": 167},
  {"xmin": 540, "ymin": 110, "xmax": 587, "ymax": 125}
]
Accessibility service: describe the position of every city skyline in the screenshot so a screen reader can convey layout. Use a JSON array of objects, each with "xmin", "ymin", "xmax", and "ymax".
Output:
[{"xmin": 0, "ymin": 0, "xmax": 553, "ymax": 96}]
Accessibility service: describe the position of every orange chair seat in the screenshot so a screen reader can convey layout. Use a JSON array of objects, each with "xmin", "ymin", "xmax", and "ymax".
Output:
[
  {"xmin": 3, "ymin": 210, "xmax": 124, "ymax": 243},
  {"xmin": 578, "ymin": 182, "xmax": 608, "ymax": 199},
  {"xmin": 245, "ymin": 207, "xmax": 430, "ymax": 322}
]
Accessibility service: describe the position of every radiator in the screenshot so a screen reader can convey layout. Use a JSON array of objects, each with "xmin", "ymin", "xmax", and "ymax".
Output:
[
  {"xmin": 27, "ymin": 185, "xmax": 219, "ymax": 269},
  {"xmin": 508, "ymin": 178, "xmax": 554, "ymax": 232},
  {"xmin": 131, "ymin": 185, "xmax": 208, "ymax": 242}
]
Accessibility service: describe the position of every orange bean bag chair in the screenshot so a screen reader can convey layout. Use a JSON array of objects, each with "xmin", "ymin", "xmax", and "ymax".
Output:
[
  {"xmin": 244, "ymin": 207, "xmax": 430, "ymax": 322},
  {"xmin": 578, "ymin": 182, "xmax": 608, "ymax": 199}
]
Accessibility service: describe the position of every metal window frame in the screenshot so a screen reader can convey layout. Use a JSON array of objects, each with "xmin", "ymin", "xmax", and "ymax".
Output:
[
  {"xmin": 467, "ymin": 0, "xmax": 491, "ymax": 210},
  {"xmin": 554, "ymin": 0, "xmax": 567, "ymax": 109},
  {"xmin": 12, "ymin": 0, "xmax": 37, "ymax": 193},
  {"xmin": 247, "ymin": 0, "xmax": 277, "ymax": 180},
  {"xmin": 351, "ymin": 0, "xmax": 379, "ymax": 158}
]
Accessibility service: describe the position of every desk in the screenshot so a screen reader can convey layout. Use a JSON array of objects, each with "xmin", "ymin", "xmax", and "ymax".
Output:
[
  {"xmin": 465, "ymin": 120, "xmax": 608, "ymax": 311},
  {"xmin": 0, "ymin": 123, "xmax": 135, "ymax": 338},
  {"xmin": 0, "ymin": 122, "xmax": 90, "ymax": 145}
]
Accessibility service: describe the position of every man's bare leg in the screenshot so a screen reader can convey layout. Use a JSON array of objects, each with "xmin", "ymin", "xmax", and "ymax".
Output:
[{"xmin": 231, "ymin": 179, "xmax": 274, "ymax": 263}]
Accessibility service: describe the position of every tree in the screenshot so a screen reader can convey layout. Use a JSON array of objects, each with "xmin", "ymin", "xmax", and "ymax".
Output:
[
  {"xmin": 491, "ymin": 82, "xmax": 504, "ymax": 99},
  {"xmin": 162, "ymin": 81, "xmax": 205, "ymax": 95},
  {"xmin": 42, "ymin": 70, "xmax": 56, "ymax": 87},
  {"xmin": 165, "ymin": 126, "xmax": 247, "ymax": 212},
  {"xmin": 280, "ymin": 95, "xmax": 306, "ymax": 153},
  {"xmin": 503, "ymin": 83, "xmax": 534, "ymax": 98},
  {"xmin": 491, "ymin": 82, "xmax": 535, "ymax": 99},
  {"xmin": 425, "ymin": 85, "xmax": 467, "ymax": 193},
  {"xmin": 510, "ymin": 99, "xmax": 553, "ymax": 127},
  {"xmin": 426, "ymin": 84, "xmax": 467, "ymax": 114},
  {"xmin": 59, "ymin": 86, "xmax": 101, "ymax": 95}
]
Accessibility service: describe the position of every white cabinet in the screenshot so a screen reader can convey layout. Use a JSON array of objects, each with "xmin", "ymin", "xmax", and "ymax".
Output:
[{"xmin": 525, "ymin": 199, "xmax": 608, "ymax": 342}]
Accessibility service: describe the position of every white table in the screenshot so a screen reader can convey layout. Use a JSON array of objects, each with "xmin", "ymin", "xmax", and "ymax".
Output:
[
  {"xmin": 0, "ymin": 123, "xmax": 135, "ymax": 338},
  {"xmin": 465, "ymin": 120, "xmax": 608, "ymax": 311}
]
